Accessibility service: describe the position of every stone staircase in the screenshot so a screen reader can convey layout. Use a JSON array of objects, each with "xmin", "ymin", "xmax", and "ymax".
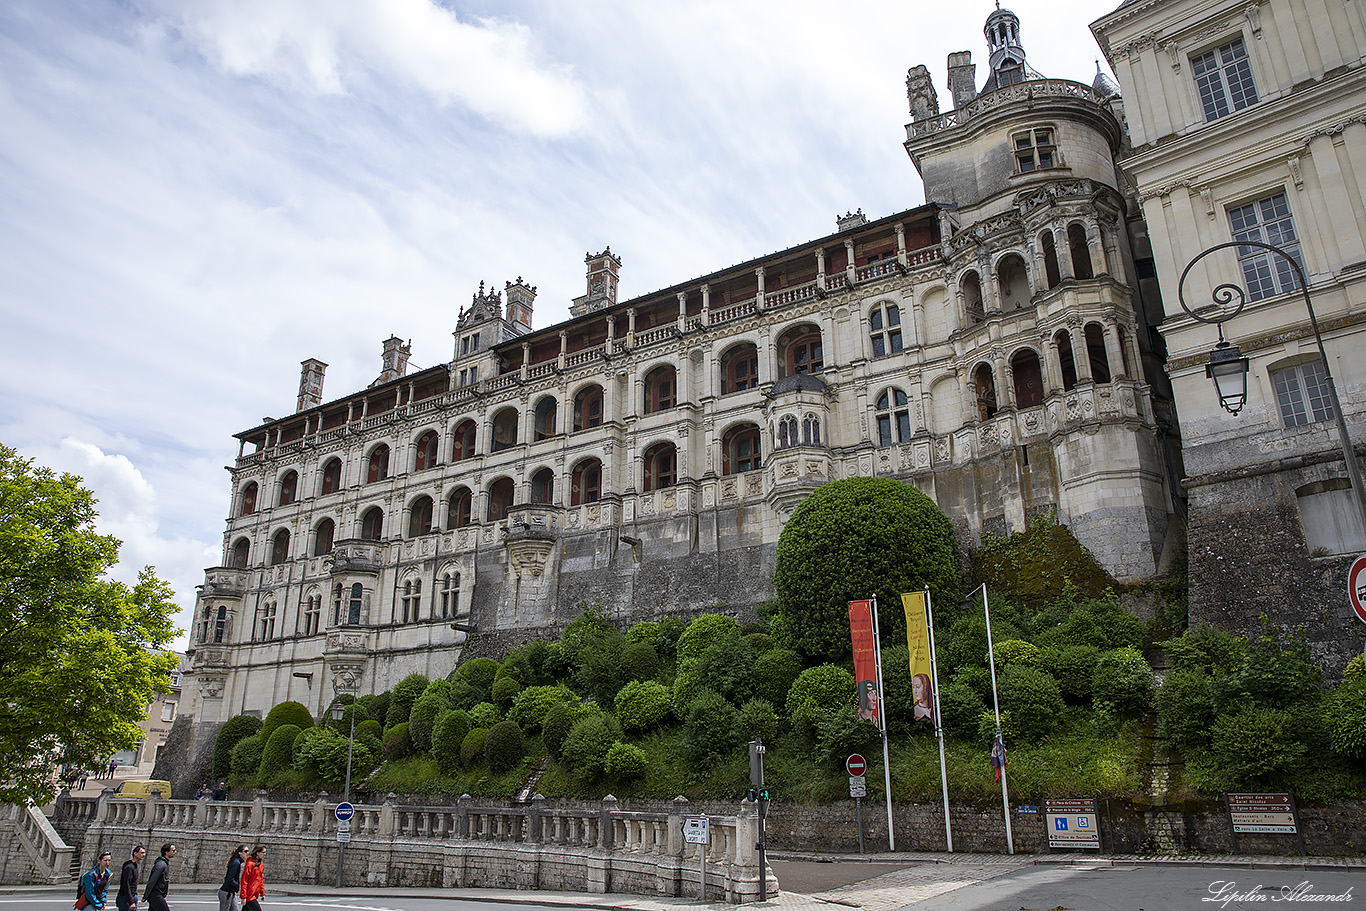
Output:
[{"xmin": 0, "ymin": 803, "xmax": 75, "ymax": 885}]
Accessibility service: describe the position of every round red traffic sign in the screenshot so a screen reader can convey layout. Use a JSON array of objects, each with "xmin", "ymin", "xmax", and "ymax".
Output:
[
  {"xmin": 1349, "ymin": 555, "xmax": 1366, "ymax": 625},
  {"xmin": 846, "ymin": 754, "xmax": 867, "ymax": 776}
]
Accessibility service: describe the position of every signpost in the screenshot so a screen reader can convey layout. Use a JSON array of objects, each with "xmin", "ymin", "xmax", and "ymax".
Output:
[
  {"xmin": 847, "ymin": 754, "xmax": 867, "ymax": 853},
  {"xmin": 1045, "ymin": 798, "xmax": 1100, "ymax": 850},
  {"xmin": 335, "ymin": 802, "xmax": 354, "ymax": 844},
  {"xmin": 684, "ymin": 816, "xmax": 709, "ymax": 899},
  {"xmin": 1226, "ymin": 792, "xmax": 1305, "ymax": 859},
  {"xmin": 1348, "ymin": 555, "xmax": 1366, "ymax": 628},
  {"xmin": 846, "ymin": 754, "xmax": 867, "ymax": 777}
]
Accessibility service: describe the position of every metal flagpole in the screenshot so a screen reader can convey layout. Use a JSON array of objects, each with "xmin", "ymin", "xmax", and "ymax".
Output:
[
  {"xmin": 870, "ymin": 595, "xmax": 895, "ymax": 851},
  {"xmin": 924, "ymin": 586, "xmax": 952, "ymax": 852},
  {"xmin": 981, "ymin": 583, "xmax": 1013, "ymax": 854}
]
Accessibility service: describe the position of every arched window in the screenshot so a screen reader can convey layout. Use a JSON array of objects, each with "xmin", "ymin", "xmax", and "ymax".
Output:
[
  {"xmin": 399, "ymin": 579, "xmax": 421, "ymax": 624},
  {"xmin": 277, "ymin": 471, "xmax": 298, "ymax": 507},
  {"xmin": 643, "ymin": 443, "xmax": 677, "ymax": 491},
  {"xmin": 1086, "ymin": 323, "xmax": 1111, "ymax": 383},
  {"xmin": 231, "ymin": 537, "xmax": 250, "ymax": 569},
  {"xmin": 360, "ymin": 506, "xmax": 384, "ymax": 541},
  {"xmin": 447, "ymin": 487, "xmax": 472, "ymax": 529},
  {"xmin": 487, "ymin": 478, "xmax": 515, "ymax": 521},
  {"xmin": 721, "ymin": 344, "xmax": 760, "ymax": 394},
  {"xmin": 313, "ymin": 518, "xmax": 335, "ymax": 556},
  {"xmin": 303, "ymin": 595, "xmax": 321, "ymax": 636},
  {"xmin": 530, "ymin": 468, "xmax": 555, "ymax": 504},
  {"xmin": 1040, "ymin": 231, "xmax": 1061, "ymax": 289},
  {"xmin": 239, "ymin": 482, "xmax": 258, "ymax": 517},
  {"xmin": 533, "ymin": 398, "xmax": 558, "ymax": 441},
  {"xmin": 439, "ymin": 573, "xmax": 460, "ymax": 618},
  {"xmin": 320, "ymin": 458, "xmax": 342, "ymax": 495},
  {"xmin": 200, "ymin": 606, "xmax": 212, "ymax": 644},
  {"xmin": 333, "ymin": 584, "xmax": 343, "ymax": 626},
  {"xmin": 1117, "ymin": 325, "xmax": 1132, "ymax": 376},
  {"xmin": 996, "ymin": 254, "xmax": 1029, "ymax": 309},
  {"xmin": 571, "ymin": 459, "xmax": 602, "ymax": 506},
  {"xmin": 973, "ymin": 364, "xmax": 999, "ymax": 422},
  {"xmin": 781, "ymin": 328, "xmax": 823, "ymax": 376},
  {"xmin": 1055, "ymin": 330, "xmax": 1078, "ymax": 391},
  {"xmin": 408, "ymin": 496, "xmax": 434, "ymax": 537},
  {"xmin": 869, "ymin": 303, "xmax": 904, "ymax": 357},
  {"xmin": 366, "ymin": 445, "xmax": 390, "ymax": 483},
  {"xmin": 803, "ymin": 414, "xmax": 821, "ymax": 445},
  {"xmin": 962, "ymin": 271, "xmax": 984, "ymax": 323},
  {"xmin": 270, "ymin": 529, "xmax": 290, "ymax": 566},
  {"xmin": 414, "ymin": 430, "xmax": 439, "ymax": 471},
  {"xmin": 876, "ymin": 389, "xmax": 912, "ymax": 446},
  {"xmin": 722, "ymin": 425, "xmax": 762, "ymax": 475},
  {"xmin": 451, "ymin": 420, "xmax": 477, "ymax": 461},
  {"xmin": 644, "ymin": 365, "xmax": 677, "ymax": 413},
  {"xmin": 1011, "ymin": 349, "xmax": 1044, "ymax": 408},
  {"xmin": 573, "ymin": 386, "xmax": 604, "ymax": 431},
  {"xmin": 490, "ymin": 408, "xmax": 519, "ymax": 452},
  {"xmin": 213, "ymin": 604, "xmax": 227, "ymax": 643},
  {"xmin": 777, "ymin": 415, "xmax": 798, "ymax": 449},
  {"xmin": 348, "ymin": 583, "xmax": 362, "ymax": 625},
  {"xmin": 1068, "ymin": 223, "xmax": 1094, "ymax": 279}
]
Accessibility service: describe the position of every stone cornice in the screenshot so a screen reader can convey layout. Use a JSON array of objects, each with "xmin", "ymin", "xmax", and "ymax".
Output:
[{"xmin": 1166, "ymin": 309, "xmax": 1366, "ymax": 371}]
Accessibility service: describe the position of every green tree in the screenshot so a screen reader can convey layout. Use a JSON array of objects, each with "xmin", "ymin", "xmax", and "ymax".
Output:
[
  {"xmin": 772, "ymin": 477, "xmax": 961, "ymax": 662},
  {"xmin": 0, "ymin": 446, "xmax": 179, "ymax": 803}
]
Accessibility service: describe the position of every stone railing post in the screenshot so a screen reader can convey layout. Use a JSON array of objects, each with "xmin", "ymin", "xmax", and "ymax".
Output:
[
  {"xmin": 456, "ymin": 794, "xmax": 471, "ymax": 838},
  {"xmin": 600, "ymin": 795, "xmax": 618, "ymax": 851},
  {"xmin": 144, "ymin": 793, "xmax": 160, "ymax": 828},
  {"xmin": 528, "ymin": 794, "xmax": 544, "ymax": 843},
  {"xmin": 379, "ymin": 793, "xmax": 397, "ymax": 836},
  {"xmin": 312, "ymin": 793, "xmax": 329, "ymax": 834},
  {"xmin": 252, "ymin": 790, "xmax": 267, "ymax": 830},
  {"xmin": 668, "ymin": 795, "xmax": 688, "ymax": 856}
]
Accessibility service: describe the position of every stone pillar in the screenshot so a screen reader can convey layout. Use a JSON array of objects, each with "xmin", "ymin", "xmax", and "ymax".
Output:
[
  {"xmin": 755, "ymin": 267, "xmax": 765, "ymax": 311},
  {"xmin": 700, "ymin": 284, "xmax": 710, "ymax": 326},
  {"xmin": 668, "ymin": 795, "xmax": 688, "ymax": 856},
  {"xmin": 558, "ymin": 331, "xmax": 568, "ymax": 371},
  {"xmin": 994, "ymin": 349, "xmax": 1015, "ymax": 409},
  {"xmin": 896, "ymin": 222, "xmax": 907, "ymax": 268},
  {"xmin": 627, "ymin": 308, "xmax": 637, "ymax": 347},
  {"xmin": 1071, "ymin": 325, "xmax": 1093, "ymax": 382},
  {"xmin": 528, "ymin": 793, "xmax": 544, "ymax": 843},
  {"xmin": 1056, "ymin": 223, "xmax": 1076, "ymax": 280},
  {"xmin": 313, "ymin": 793, "xmax": 329, "ymax": 833},
  {"xmin": 380, "ymin": 793, "xmax": 397, "ymax": 836},
  {"xmin": 844, "ymin": 239, "xmax": 857, "ymax": 286},
  {"xmin": 816, "ymin": 249, "xmax": 827, "ymax": 291},
  {"xmin": 600, "ymin": 795, "xmax": 618, "ymax": 850},
  {"xmin": 677, "ymin": 292, "xmax": 688, "ymax": 332},
  {"xmin": 605, "ymin": 315, "xmax": 616, "ymax": 355},
  {"xmin": 1103, "ymin": 324, "xmax": 1124, "ymax": 380},
  {"xmin": 457, "ymin": 793, "xmax": 471, "ymax": 838}
]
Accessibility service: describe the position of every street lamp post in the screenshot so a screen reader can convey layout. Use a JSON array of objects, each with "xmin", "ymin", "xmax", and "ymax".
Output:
[
  {"xmin": 1178, "ymin": 240, "xmax": 1366, "ymax": 533},
  {"xmin": 330, "ymin": 697, "xmax": 357, "ymax": 889}
]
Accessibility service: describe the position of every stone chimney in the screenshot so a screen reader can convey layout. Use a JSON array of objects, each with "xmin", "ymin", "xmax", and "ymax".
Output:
[
  {"xmin": 570, "ymin": 247, "xmax": 623, "ymax": 318},
  {"xmin": 836, "ymin": 209, "xmax": 868, "ymax": 231},
  {"xmin": 906, "ymin": 65, "xmax": 940, "ymax": 122},
  {"xmin": 505, "ymin": 277, "xmax": 537, "ymax": 334},
  {"xmin": 947, "ymin": 51, "xmax": 977, "ymax": 110},
  {"xmin": 296, "ymin": 358, "xmax": 327, "ymax": 412},
  {"xmin": 379, "ymin": 336, "xmax": 411, "ymax": 384}
]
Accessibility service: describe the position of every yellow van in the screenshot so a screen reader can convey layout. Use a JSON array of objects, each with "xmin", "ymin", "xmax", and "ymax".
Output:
[{"xmin": 114, "ymin": 780, "xmax": 171, "ymax": 799}]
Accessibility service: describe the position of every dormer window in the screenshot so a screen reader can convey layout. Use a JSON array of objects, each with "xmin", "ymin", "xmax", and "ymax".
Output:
[{"xmin": 1014, "ymin": 128, "xmax": 1056, "ymax": 173}]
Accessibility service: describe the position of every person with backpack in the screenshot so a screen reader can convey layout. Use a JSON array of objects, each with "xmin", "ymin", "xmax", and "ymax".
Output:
[
  {"xmin": 115, "ymin": 845, "xmax": 145, "ymax": 911},
  {"xmin": 76, "ymin": 851, "xmax": 111, "ymax": 910},
  {"xmin": 142, "ymin": 844, "xmax": 175, "ymax": 911},
  {"xmin": 218, "ymin": 845, "xmax": 246, "ymax": 911}
]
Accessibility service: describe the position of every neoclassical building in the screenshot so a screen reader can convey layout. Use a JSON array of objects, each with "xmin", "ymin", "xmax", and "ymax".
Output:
[{"xmin": 184, "ymin": 8, "xmax": 1180, "ymax": 721}]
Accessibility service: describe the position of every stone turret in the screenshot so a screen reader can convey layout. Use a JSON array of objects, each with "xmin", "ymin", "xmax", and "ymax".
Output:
[
  {"xmin": 296, "ymin": 358, "xmax": 327, "ymax": 412},
  {"xmin": 376, "ymin": 336, "xmax": 411, "ymax": 385}
]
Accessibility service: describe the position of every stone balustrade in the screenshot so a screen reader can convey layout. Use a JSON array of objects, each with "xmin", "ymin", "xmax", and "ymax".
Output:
[{"xmin": 0, "ymin": 803, "xmax": 74, "ymax": 885}]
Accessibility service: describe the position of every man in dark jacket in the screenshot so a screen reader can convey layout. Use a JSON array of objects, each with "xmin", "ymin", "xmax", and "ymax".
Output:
[
  {"xmin": 143, "ymin": 844, "xmax": 176, "ymax": 911},
  {"xmin": 115, "ymin": 845, "xmax": 145, "ymax": 911}
]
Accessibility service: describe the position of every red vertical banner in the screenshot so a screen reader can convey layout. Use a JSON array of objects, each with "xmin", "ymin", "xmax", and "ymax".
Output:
[{"xmin": 848, "ymin": 599, "xmax": 882, "ymax": 730}]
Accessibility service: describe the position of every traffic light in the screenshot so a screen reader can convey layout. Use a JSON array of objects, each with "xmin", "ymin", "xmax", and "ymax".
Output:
[{"xmin": 748, "ymin": 738, "xmax": 765, "ymax": 790}]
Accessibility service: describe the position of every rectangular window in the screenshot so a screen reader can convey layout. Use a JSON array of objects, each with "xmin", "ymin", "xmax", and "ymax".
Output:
[
  {"xmin": 1192, "ymin": 37, "xmax": 1258, "ymax": 121},
  {"xmin": 161, "ymin": 702, "xmax": 175, "ymax": 722},
  {"xmin": 1272, "ymin": 361, "xmax": 1334, "ymax": 428},
  {"xmin": 1013, "ymin": 128, "xmax": 1055, "ymax": 173},
  {"xmin": 1228, "ymin": 192, "xmax": 1302, "ymax": 301}
]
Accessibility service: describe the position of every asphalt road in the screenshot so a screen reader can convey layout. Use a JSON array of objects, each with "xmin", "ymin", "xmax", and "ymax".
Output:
[{"xmin": 0, "ymin": 891, "xmax": 572, "ymax": 911}]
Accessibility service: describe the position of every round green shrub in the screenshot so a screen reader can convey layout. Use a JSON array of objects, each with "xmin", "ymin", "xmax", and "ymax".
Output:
[
  {"xmin": 509, "ymin": 685, "xmax": 575, "ymax": 732},
  {"xmin": 294, "ymin": 726, "xmax": 377, "ymax": 783},
  {"xmin": 491, "ymin": 675, "xmax": 523, "ymax": 709},
  {"xmin": 408, "ymin": 692, "xmax": 447, "ymax": 752},
  {"xmin": 229, "ymin": 734, "xmax": 263, "ymax": 777},
  {"xmin": 385, "ymin": 674, "xmax": 430, "ymax": 728},
  {"xmin": 817, "ymin": 704, "xmax": 880, "ymax": 772},
  {"xmin": 773, "ymin": 477, "xmax": 962, "ymax": 662},
  {"xmin": 1324, "ymin": 679, "xmax": 1366, "ymax": 760},
  {"xmin": 753, "ymin": 649, "xmax": 803, "ymax": 711},
  {"xmin": 1052, "ymin": 645, "xmax": 1101, "ymax": 703},
  {"xmin": 484, "ymin": 720, "xmax": 526, "ymax": 773},
  {"xmin": 421, "ymin": 678, "xmax": 453, "ymax": 703},
  {"xmin": 944, "ymin": 617, "xmax": 991, "ymax": 673},
  {"xmin": 454, "ymin": 657, "xmax": 500, "ymax": 703},
  {"xmin": 460, "ymin": 728, "xmax": 489, "ymax": 767},
  {"xmin": 696, "ymin": 631, "xmax": 757, "ymax": 706},
  {"xmin": 993, "ymin": 639, "xmax": 1042, "ymax": 668},
  {"xmin": 937, "ymin": 682, "xmax": 986, "ymax": 741},
  {"xmin": 1344, "ymin": 655, "xmax": 1366, "ymax": 684},
  {"xmin": 626, "ymin": 620, "xmax": 661, "ymax": 646},
  {"xmin": 1092, "ymin": 647, "xmax": 1154, "ymax": 718},
  {"xmin": 446, "ymin": 678, "xmax": 478, "ymax": 710},
  {"xmin": 786, "ymin": 664, "xmax": 855, "ymax": 730},
  {"xmin": 997, "ymin": 665, "xmax": 1064, "ymax": 741},
  {"xmin": 676, "ymin": 614, "xmax": 740, "ymax": 662},
  {"xmin": 469, "ymin": 702, "xmax": 499, "ymax": 728},
  {"xmin": 259, "ymin": 724, "xmax": 302, "ymax": 781},
  {"xmin": 614, "ymin": 679, "xmax": 672, "ymax": 733},
  {"xmin": 325, "ymin": 696, "xmax": 368, "ymax": 734},
  {"xmin": 543, "ymin": 701, "xmax": 597, "ymax": 759},
  {"xmin": 671, "ymin": 659, "xmax": 703, "ymax": 719},
  {"xmin": 432, "ymin": 709, "xmax": 471, "ymax": 773},
  {"xmin": 657, "ymin": 617, "xmax": 685, "ymax": 657},
  {"xmin": 621, "ymin": 641, "xmax": 661, "ymax": 682},
  {"xmin": 745, "ymin": 632, "xmax": 775, "ymax": 653},
  {"xmin": 364, "ymin": 692, "xmax": 390, "ymax": 728},
  {"xmin": 261, "ymin": 701, "xmax": 314, "ymax": 746},
  {"xmin": 735, "ymin": 698, "xmax": 779, "ymax": 745},
  {"xmin": 683, "ymin": 689, "xmax": 740, "ymax": 768},
  {"xmin": 1207, "ymin": 707, "xmax": 1307, "ymax": 789},
  {"xmin": 604, "ymin": 742, "xmax": 648, "ymax": 780},
  {"xmin": 382, "ymin": 722, "xmax": 413, "ymax": 762},
  {"xmin": 561, "ymin": 713, "xmax": 620, "ymax": 777},
  {"xmin": 213, "ymin": 714, "xmax": 262, "ymax": 779},
  {"xmin": 355, "ymin": 718, "xmax": 382, "ymax": 744},
  {"xmin": 1155, "ymin": 667, "xmax": 1215, "ymax": 753}
]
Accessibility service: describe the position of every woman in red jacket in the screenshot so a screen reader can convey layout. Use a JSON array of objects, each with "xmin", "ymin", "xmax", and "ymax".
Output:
[{"xmin": 239, "ymin": 847, "xmax": 265, "ymax": 911}]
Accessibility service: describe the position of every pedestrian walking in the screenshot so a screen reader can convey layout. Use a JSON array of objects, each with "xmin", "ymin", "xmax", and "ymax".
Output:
[
  {"xmin": 115, "ymin": 845, "xmax": 145, "ymax": 911},
  {"xmin": 212, "ymin": 782, "xmax": 227, "ymax": 801},
  {"xmin": 240, "ymin": 846, "xmax": 265, "ymax": 911},
  {"xmin": 78, "ymin": 770, "xmax": 88, "ymax": 790},
  {"xmin": 142, "ymin": 844, "xmax": 175, "ymax": 911},
  {"xmin": 217, "ymin": 845, "xmax": 246, "ymax": 911},
  {"xmin": 108, "ymin": 759, "xmax": 118, "ymax": 779},
  {"xmin": 76, "ymin": 850, "xmax": 111, "ymax": 910}
]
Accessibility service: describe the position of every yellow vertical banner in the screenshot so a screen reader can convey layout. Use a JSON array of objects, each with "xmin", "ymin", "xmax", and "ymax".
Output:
[{"xmin": 901, "ymin": 592, "xmax": 935, "ymax": 724}]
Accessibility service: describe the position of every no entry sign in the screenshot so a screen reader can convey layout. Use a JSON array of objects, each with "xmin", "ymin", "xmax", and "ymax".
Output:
[
  {"xmin": 846, "ymin": 754, "xmax": 867, "ymax": 776},
  {"xmin": 1350, "ymin": 556, "xmax": 1366, "ymax": 625}
]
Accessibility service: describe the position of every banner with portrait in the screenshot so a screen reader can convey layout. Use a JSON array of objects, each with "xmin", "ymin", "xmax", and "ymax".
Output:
[
  {"xmin": 847, "ymin": 599, "xmax": 882, "ymax": 730},
  {"xmin": 901, "ymin": 592, "xmax": 936, "ymax": 724}
]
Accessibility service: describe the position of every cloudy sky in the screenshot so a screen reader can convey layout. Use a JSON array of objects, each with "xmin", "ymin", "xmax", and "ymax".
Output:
[{"xmin": 0, "ymin": 0, "xmax": 1117, "ymax": 645}]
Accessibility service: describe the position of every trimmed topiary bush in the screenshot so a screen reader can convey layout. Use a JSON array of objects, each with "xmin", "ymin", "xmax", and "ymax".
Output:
[
  {"xmin": 671, "ymin": 659, "xmax": 704, "ymax": 719},
  {"xmin": 745, "ymin": 633, "xmax": 775, "ymax": 653},
  {"xmin": 213, "ymin": 715, "xmax": 262, "ymax": 779},
  {"xmin": 696, "ymin": 631, "xmax": 758, "ymax": 707},
  {"xmin": 604, "ymin": 742, "xmax": 648, "ymax": 780},
  {"xmin": 773, "ymin": 477, "xmax": 962, "ymax": 662},
  {"xmin": 992, "ymin": 639, "xmax": 1042, "ymax": 668},
  {"xmin": 621, "ymin": 641, "xmax": 661, "ymax": 682},
  {"xmin": 626, "ymin": 620, "xmax": 661, "ymax": 646},
  {"xmin": 1344, "ymin": 655, "xmax": 1366, "ymax": 684},
  {"xmin": 491, "ymin": 675, "xmax": 523, "ymax": 709},
  {"xmin": 817, "ymin": 704, "xmax": 880, "ymax": 772},
  {"xmin": 1092, "ymin": 647, "xmax": 1154, "ymax": 718},
  {"xmin": 460, "ymin": 728, "xmax": 489, "ymax": 767},
  {"xmin": 408, "ymin": 692, "xmax": 448, "ymax": 752},
  {"xmin": 454, "ymin": 658, "xmax": 500, "ymax": 703},
  {"xmin": 259, "ymin": 724, "xmax": 302, "ymax": 781},
  {"xmin": 997, "ymin": 665, "xmax": 1065, "ymax": 741},
  {"xmin": 229, "ymin": 734, "xmax": 263, "ymax": 777},
  {"xmin": 355, "ymin": 719, "xmax": 382, "ymax": 743},
  {"xmin": 753, "ymin": 648, "xmax": 803, "ymax": 711},
  {"xmin": 382, "ymin": 722, "xmax": 413, "ymax": 762},
  {"xmin": 386, "ymin": 674, "xmax": 430, "ymax": 728},
  {"xmin": 1206, "ymin": 707, "xmax": 1307, "ymax": 790},
  {"xmin": 735, "ymin": 698, "xmax": 779, "ymax": 745},
  {"xmin": 561, "ymin": 713, "xmax": 620, "ymax": 777},
  {"xmin": 509, "ymin": 685, "xmax": 575, "ymax": 732},
  {"xmin": 261, "ymin": 701, "xmax": 314, "ymax": 746},
  {"xmin": 543, "ymin": 702, "xmax": 597, "ymax": 759},
  {"xmin": 484, "ymin": 720, "xmax": 526, "ymax": 773},
  {"xmin": 676, "ymin": 614, "xmax": 740, "ymax": 663},
  {"xmin": 469, "ymin": 702, "xmax": 499, "ymax": 728},
  {"xmin": 785, "ymin": 664, "xmax": 855, "ymax": 732},
  {"xmin": 614, "ymin": 679, "xmax": 672, "ymax": 733},
  {"xmin": 683, "ymin": 689, "xmax": 740, "ymax": 768},
  {"xmin": 432, "ymin": 709, "xmax": 471, "ymax": 774}
]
